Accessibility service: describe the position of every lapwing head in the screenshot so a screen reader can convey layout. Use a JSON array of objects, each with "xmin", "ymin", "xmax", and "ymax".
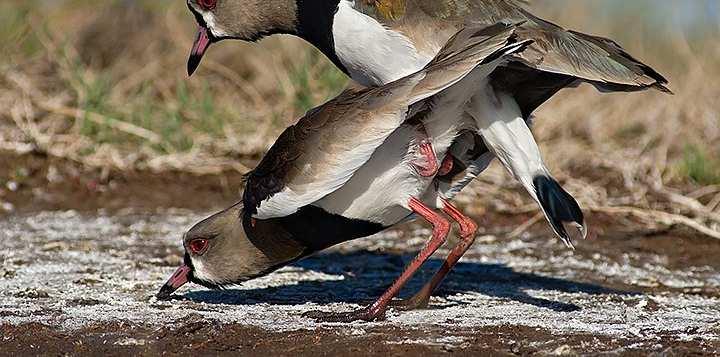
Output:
[
  {"xmin": 156, "ymin": 203, "xmax": 278, "ymax": 299},
  {"xmin": 185, "ymin": 0, "xmax": 300, "ymax": 75}
]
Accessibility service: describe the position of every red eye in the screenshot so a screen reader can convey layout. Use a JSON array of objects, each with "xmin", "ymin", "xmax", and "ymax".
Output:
[
  {"xmin": 198, "ymin": 0, "xmax": 217, "ymax": 10},
  {"xmin": 188, "ymin": 239, "xmax": 209, "ymax": 254}
]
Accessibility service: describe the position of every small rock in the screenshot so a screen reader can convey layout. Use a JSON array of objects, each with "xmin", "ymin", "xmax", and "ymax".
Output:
[
  {"xmin": 1, "ymin": 268, "xmax": 16, "ymax": 279},
  {"xmin": 11, "ymin": 259, "xmax": 28, "ymax": 266},
  {"xmin": 161, "ymin": 254, "xmax": 183, "ymax": 266},
  {"xmin": 41, "ymin": 241, "xmax": 70, "ymax": 252},
  {"xmin": 74, "ymin": 277, "xmax": 102, "ymax": 286},
  {"xmin": 67, "ymin": 298, "xmax": 104, "ymax": 306},
  {"xmin": 476, "ymin": 235, "xmax": 498, "ymax": 244},
  {"xmin": 14, "ymin": 288, "xmax": 50, "ymax": 299},
  {"xmin": 636, "ymin": 298, "xmax": 660, "ymax": 312},
  {"xmin": 509, "ymin": 341, "xmax": 521, "ymax": 354},
  {"xmin": 46, "ymin": 165, "xmax": 64, "ymax": 184},
  {"xmin": 1, "ymin": 202, "xmax": 14, "ymax": 212},
  {"xmin": 551, "ymin": 345, "xmax": 575, "ymax": 355},
  {"xmin": 6, "ymin": 181, "xmax": 18, "ymax": 192},
  {"xmin": 114, "ymin": 338, "xmax": 147, "ymax": 346}
]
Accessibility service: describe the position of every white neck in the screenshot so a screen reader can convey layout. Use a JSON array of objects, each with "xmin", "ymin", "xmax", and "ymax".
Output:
[{"xmin": 331, "ymin": 0, "xmax": 430, "ymax": 86}]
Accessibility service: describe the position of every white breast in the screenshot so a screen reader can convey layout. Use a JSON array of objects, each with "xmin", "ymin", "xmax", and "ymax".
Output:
[
  {"xmin": 332, "ymin": 0, "xmax": 431, "ymax": 86},
  {"xmin": 314, "ymin": 124, "xmax": 430, "ymax": 226}
]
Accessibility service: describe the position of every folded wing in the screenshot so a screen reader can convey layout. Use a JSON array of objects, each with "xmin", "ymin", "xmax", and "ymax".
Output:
[{"xmin": 244, "ymin": 23, "xmax": 529, "ymax": 219}]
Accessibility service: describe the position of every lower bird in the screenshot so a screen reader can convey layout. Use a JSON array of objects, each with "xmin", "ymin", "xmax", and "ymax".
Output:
[{"xmin": 158, "ymin": 23, "xmax": 533, "ymax": 322}]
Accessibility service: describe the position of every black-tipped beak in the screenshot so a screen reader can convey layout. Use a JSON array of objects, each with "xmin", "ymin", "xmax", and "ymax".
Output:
[
  {"xmin": 156, "ymin": 264, "xmax": 192, "ymax": 300},
  {"xmin": 188, "ymin": 25, "xmax": 212, "ymax": 76}
]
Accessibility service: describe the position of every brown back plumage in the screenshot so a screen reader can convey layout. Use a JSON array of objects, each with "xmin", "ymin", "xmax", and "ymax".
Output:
[{"xmin": 358, "ymin": 0, "xmax": 670, "ymax": 115}]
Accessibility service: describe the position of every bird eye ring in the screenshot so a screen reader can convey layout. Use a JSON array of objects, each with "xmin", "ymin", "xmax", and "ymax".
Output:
[
  {"xmin": 188, "ymin": 239, "xmax": 209, "ymax": 255},
  {"xmin": 198, "ymin": 0, "xmax": 217, "ymax": 10}
]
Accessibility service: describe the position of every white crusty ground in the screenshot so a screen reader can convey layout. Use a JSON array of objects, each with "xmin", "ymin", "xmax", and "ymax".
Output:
[{"xmin": 1, "ymin": 210, "xmax": 719, "ymax": 350}]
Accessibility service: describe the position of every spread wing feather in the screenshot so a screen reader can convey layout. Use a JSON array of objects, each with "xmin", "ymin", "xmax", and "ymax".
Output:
[{"xmin": 359, "ymin": 0, "xmax": 669, "ymax": 99}]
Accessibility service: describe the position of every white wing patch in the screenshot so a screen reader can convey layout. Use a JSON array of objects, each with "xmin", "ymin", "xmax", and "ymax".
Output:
[
  {"xmin": 253, "ymin": 111, "xmax": 408, "ymax": 219},
  {"xmin": 314, "ymin": 124, "xmax": 426, "ymax": 226}
]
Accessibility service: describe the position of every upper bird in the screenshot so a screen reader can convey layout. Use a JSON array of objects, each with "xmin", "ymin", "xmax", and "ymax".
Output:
[{"xmin": 184, "ymin": 0, "xmax": 670, "ymax": 246}]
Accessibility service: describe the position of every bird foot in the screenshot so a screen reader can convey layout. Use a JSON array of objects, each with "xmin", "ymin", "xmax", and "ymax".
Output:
[
  {"xmin": 302, "ymin": 307, "xmax": 385, "ymax": 323},
  {"xmin": 389, "ymin": 296, "xmax": 430, "ymax": 311},
  {"xmin": 412, "ymin": 139, "xmax": 438, "ymax": 177}
]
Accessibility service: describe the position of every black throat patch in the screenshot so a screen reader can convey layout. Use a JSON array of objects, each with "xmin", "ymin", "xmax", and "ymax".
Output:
[
  {"xmin": 295, "ymin": 0, "xmax": 348, "ymax": 74},
  {"xmin": 271, "ymin": 205, "xmax": 385, "ymax": 252}
]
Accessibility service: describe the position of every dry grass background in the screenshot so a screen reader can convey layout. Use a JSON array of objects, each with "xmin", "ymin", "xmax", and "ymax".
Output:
[{"xmin": 0, "ymin": 0, "xmax": 718, "ymax": 238}]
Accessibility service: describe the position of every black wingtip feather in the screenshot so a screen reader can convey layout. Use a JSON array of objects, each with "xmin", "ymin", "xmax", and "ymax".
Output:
[
  {"xmin": 533, "ymin": 175, "xmax": 585, "ymax": 247},
  {"xmin": 654, "ymin": 83, "xmax": 674, "ymax": 95}
]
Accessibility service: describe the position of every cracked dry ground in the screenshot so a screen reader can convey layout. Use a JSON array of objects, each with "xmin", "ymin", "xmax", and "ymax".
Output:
[{"xmin": 1, "ymin": 206, "xmax": 719, "ymax": 356}]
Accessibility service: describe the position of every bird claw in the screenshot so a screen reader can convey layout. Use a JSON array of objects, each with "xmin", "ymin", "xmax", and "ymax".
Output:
[
  {"xmin": 388, "ymin": 296, "xmax": 430, "ymax": 311},
  {"xmin": 560, "ymin": 220, "xmax": 588, "ymax": 249}
]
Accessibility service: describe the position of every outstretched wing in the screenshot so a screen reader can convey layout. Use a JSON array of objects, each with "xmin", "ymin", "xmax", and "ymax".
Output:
[{"xmin": 359, "ymin": 0, "xmax": 669, "ymax": 98}]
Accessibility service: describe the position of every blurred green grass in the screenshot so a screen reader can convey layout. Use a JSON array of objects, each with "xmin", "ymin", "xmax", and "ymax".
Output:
[
  {"xmin": 680, "ymin": 145, "xmax": 720, "ymax": 186},
  {"xmin": 0, "ymin": 1, "xmax": 349, "ymax": 167}
]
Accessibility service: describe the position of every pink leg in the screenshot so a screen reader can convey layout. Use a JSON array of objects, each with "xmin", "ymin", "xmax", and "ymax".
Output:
[
  {"xmin": 438, "ymin": 154, "xmax": 454, "ymax": 176},
  {"xmin": 392, "ymin": 198, "xmax": 478, "ymax": 310},
  {"xmin": 303, "ymin": 197, "xmax": 451, "ymax": 322},
  {"xmin": 411, "ymin": 129, "xmax": 438, "ymax": 177}
]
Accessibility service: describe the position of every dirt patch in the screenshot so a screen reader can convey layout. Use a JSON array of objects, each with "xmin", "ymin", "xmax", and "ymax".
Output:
[
  {"xmin": 1, "ymin": 152, "xmax": 719, "ymax": 355},
  {"xmin": 3, "ymin": 322, "xmax": 713, "ymax": 356},
  {"xmin": 1, "ymin": 208, "xmax": 719, "ymax": 355},
  {"xmin": 0, "ymin": 151, "xmax": 247, "ymax": 213}
]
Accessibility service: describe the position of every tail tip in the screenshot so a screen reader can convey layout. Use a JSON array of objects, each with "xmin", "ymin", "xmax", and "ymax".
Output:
[
  {"xmin": 533, "ymin": 175, "xmax": 586, "ymax": 249},
  {"xmin": 655, "ymin": 83, "xmax": 674, "ymax": 95}
]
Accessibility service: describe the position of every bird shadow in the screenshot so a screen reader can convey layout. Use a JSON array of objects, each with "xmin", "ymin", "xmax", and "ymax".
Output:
[{"xmin": 182, "ymin": 251, "xmax": 636, "ymax": 312}]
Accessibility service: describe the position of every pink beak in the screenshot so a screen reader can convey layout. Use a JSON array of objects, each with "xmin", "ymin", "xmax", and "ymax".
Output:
[
  {"xmin": 187, "ymin": 26, "xmax": 212, "ymax": 76},
  {"xmin": 156, "ymin": 264, "xmax": 191, "ymax": 299}
]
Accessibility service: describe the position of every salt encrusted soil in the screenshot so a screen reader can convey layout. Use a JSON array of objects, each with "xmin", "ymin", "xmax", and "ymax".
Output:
[{"xmin": 1, "ymin": 210, "xmax": 719, "ymax": 355}]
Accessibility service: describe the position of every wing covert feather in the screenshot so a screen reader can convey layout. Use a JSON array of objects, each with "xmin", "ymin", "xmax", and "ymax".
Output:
[{"xmin": 358, "ymin": 0, "xmax": 668, "ymax": 92}]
